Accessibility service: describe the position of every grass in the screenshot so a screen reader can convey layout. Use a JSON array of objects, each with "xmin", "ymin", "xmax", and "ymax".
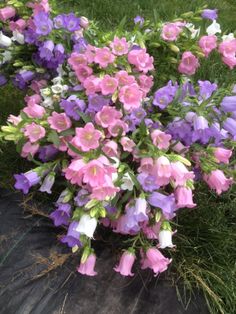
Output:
[{"xmin": 0, "ymin": 0, "xmax": 236, "ymax": 313}]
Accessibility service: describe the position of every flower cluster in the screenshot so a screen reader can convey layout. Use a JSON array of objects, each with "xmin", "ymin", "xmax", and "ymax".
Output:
[{"xmin": 0, "ymin": 1, "xmax": 235, "ymax": 277}]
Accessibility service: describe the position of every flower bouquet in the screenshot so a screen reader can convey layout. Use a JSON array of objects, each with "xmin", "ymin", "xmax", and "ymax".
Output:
[{"xmin": 0, "ymin": 0, "xmax": 236, "ymax": 278}]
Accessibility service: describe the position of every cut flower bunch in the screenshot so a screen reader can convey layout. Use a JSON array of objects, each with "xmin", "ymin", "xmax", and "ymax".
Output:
[{"xmin": 0, "ymin": 0, "xmax": 236, "ymax": 279}]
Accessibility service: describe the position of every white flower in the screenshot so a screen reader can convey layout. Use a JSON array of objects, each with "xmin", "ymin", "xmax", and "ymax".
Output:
[
  {"xmin": 12, "ymin": 30, "xmax": 24, "ymax": 44},
  {"xmin": 134, "ymin": 197, "xmax": 148, "ymax": 221},
  {"xmin": 222, "ymin": 33, "xmax": 235, "ymax": 41},
  {"xmin": 0, "ymin": 31, "xmax": 12, "ymax": 47},
  {"xmin": 121, "ymin": 173, "xmax": 134, "ymax": 191},
  {"xmin": 52, "ymin": 76, "xmax": 63, "ymax": 85},
  {"xmin": 0, "ymin": 50, "xmax": 12, "ymax": 65},
  {"xmin": 42, "ymin": 97, "xmax": 54, "ymax": 108},
  {"xmin": 57, "ymin": 64, "xmax": 66, "ymax": 77},
  {"xmin": 51, "ymin": 84, "xmax": 64, "ymax": 94},
  {"xmin": 40, "ymin": 87, "xmax": 51, "ymax": 98},
  {"xmin": 158, "ymin": 230, "xmax": 175, "ymax": 249},
  {"xmin": 110, "ymin": 157, "xmax": 120, "ymax": 168},
  {"xmin": 185, "ymin": 23, "xmax": 200, "ymax": 39},
  {"xmin": 75, "ymin": 214, "xmax": 97, "ymax": 238},
  {"xmin": 206, "ymin": 20, "xmax": 221, "ymax": 36}
]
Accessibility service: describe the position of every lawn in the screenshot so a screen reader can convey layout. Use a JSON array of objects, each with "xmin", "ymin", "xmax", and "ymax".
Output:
[{"xmin": 0, "ymin": 1, "xmax": 236, "ymax": 313}]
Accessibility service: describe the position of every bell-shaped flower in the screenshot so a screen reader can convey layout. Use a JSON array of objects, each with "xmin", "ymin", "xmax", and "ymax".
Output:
[
  {"xmin": 114, "ymin": 250, "xmax": 136, "ymax": 276},
  {"xmin": 76, "ymin": 214, "xmax": 97, "ymax": 238},
  {"xmin": 77, "ymin": 253, "xmax": 97, "ymax": 276}
]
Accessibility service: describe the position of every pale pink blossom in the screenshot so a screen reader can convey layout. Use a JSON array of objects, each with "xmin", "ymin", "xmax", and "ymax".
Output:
[
  {"xmin": 204, "ymin": 170, "xmax": 233, "ymax": 195},
  {"xmin": 48, "ymin": 112, "xmax": 72, "ymax": 132},
  {"xmin": 115, "ymin": 70, "xmax": 136, "ymax": 86},
  {"xmin": 154, "ymin": 156, "xmax": 171, "ymax": 178},
  {"xmin": 128, "ymin": 48, "xmax": 154, "ymax": 73},
  {"xmin": 120, "ymin": 137, "xmax": 135, "ymax": 152},
  {"xmin": 199, "ymin": 35, "xmax": 217, "ymax": 57},
  {"xmin": 102, "ymin": 140, "xmax": 119, "ymax": 157},
  {"xmin": 100, "ymin": 75, "xmax": 118, "ymax": 95},
  {"xmin": 94, "ymin": 47, "xmax": 115, "ymax": 68},
  {"xmin": 114, "ymin": 251, "xmax": 136, "ymax": 276},
  {"xmin": 0, "ymin": 6, "xmax": 16, "ymax": 21},
  {"xmin": 73, "ymin": 122, "xmax": 102, "ymax": 152},
  {"xmin": 151, "ymin": 130, "xmax": 171, "ymax": 150},
  {"xmin": 24, "ymin": 122, "xmax": 46, "ymax": 143},
  {"xmin": 110, "ymin": 37, "xmax": 129, "ymax": 55},
  {"xmin": 83, "ymin": 75, "xmax": 101, "ymax": 95},
  {"xmin": 75, "ymin": 64, "xmax": 93, "ymax": 83},
  {"xmin": 119, "ymin": 83, "xmax": 143, "ymax": 111},
  {"xmin": 138, "ymin": 157, "xmax": 154, "ymax": 173},
  {"xmin": 68, "ymin": 52, "xmax": 87, "ymax": 70},
  {"xmin": 161, "ymin": 22, "xmax": 184, "ymax": 41},
  {"xmin": 171, "ymin": 161, "xmax": 195, "ymax": 186},
  {"xmin": 21, "ymin": 142, "xmax": 39, "ymax": 158},
  {"xmin": 178, "ymin": 51, "xmax": 200, "ymax": 75},
  {"xmin": 175, "ymin": 186, "xmax": 196, "ymax": 208},
  {"xmin": 108, "ymin": 120, "xmax": 128, "ymax": 137},
  {"xmin": 77, "ymin": 253, "xmax": 97, "ymax": 276},
  {"xmin": 9, "ymin": 19, "xmax": 26, "ymax": 32},
  {"xmin": 214, "ymin": 147, "xmax": 232, "ymax": 164},
  {"xmin": 63, "ymin": 158, "xmax": 86, "ymax": 185},
  {"xmin": 95, "ymin": 106, "xmax": 122, "ymax": 128},
  {"xmin": 141, "ymin": 248, "xmax": 171, "ymax": 276}
]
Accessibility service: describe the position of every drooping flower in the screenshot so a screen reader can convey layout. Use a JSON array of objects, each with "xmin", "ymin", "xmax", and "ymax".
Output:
[
  {"xmin": 175, "ymin": 186, "xmax": 196, "ymax": 208},
  {"xmin": 14, "ymin": 170, "xmax": 41, "ymax": 194},
  {"xmin": 61, "ymin": 221, "xmax": 81, "ymax": 247},
  {"xmin": 39, "ymin": 172, "xmax": 55, "ymax": 194},
  {"xmin": 151, "ymin": 130, "xmax": 172, "ymax": 150},
  {"xmin": 206, "ymin": 20, "xmax": 221, "ymax": 36},
  {"xmin": 148, "ymin": 192, "xmax": 177, "ymax": 219},
  {"xmin": 114, "ymin": 251, "xmax": 136, "ymax": 276},
  {"xmin": 0, "ymin": 6, "xmax": 16, "ymax": 21},
  {"xmin": 141, "ymin": 248, "xmax": 171, "ymax": 276},
  {"xmin": 50, "ymin": 203, "xmax": 71, "ymax": 226},
  {"xmin": 75, "ymin": 214, "xmax": 97, "ymax": 238},
  {"xmin": 204, "ymin": 170, "xmax": 233, "ymax": 195},
  {"xmin": 77, "ymin": 253, "xmax": 97, "ymax": 276},
  {"xmin": 213, "ymin": 147, "xmax": 232, "ymax": 164},
  {"xmin": 158, "ymin": 230, "xmax": 175, "ymax": 249}
]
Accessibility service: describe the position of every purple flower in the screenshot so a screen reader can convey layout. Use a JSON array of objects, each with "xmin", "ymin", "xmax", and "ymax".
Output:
[
  {"xmin": 144, "ymin": 118, "xmax": 154, "ymax": 128},
  {"xmin": 0, "ymin": 74, "xmax": 7, "ymax": 86},
  {"xmin": 39, "ymin": 173, "xmax": 55, "ymax": 194},
  {"xmin": 13, "ymin": 70, "xmax": 35, "ymax": 89},
  {"xmin": 60, "ymin": 95, "xmax": 86, "ymax": 120},
  {"xmin": 198, "ymin": 80, "xmax": 217, "ymax": 100},
  {"xmin": 137, "ymin": 173, "xmax": 159, "ymax": 192},
  {"xmin": 61, "ymin": 221, "xmax": 81, "ymax": 247},
  {"xmin": 34, "ymin": 12, "xmax": 53, "ymax": 36},
  {"xmin": 74, "ymin": 189, "xmax": 89, "ymax": 206},
  {"xmin": 105, "ymin": 205, "xmax": 117, "ymax": 214},
  {"xmin": 130, "ymin": 108, "xmax": 146, "ymax": 123},
  {"xmin": 24, "ymin": 28, "xmax": 39, "ymax": 44},
  {"xmin": 54, "ymin": 44, "xmax": 65, "ymax": 63},
  {"xmin": 39, "ymin": 40, "xmax": 54, "ymax": 61},
  {"xmin": 223, "ymin": 117, "xmax": 236, "ymax": 138},
  {"xmin": 134, "ymin": 16, "xmax": 144, "ymax": 26},
  {"xmin": 148, "ymin": 192, "xmax": 177, "ymax": 219},
  {"xmin": 192, "ymin": 115, "xmax": 212, "ymax": 144},
  {"xmin": 201, "ymin": 9, "xmax": 218, "ymax": 21},
  {"xmin": 87, "ymin": 94, "xmax": 109, "ymax": 113},
  {"xmin": 168, "ymin": 119, "xmax": 192, "ymax": 145},
  {"xmin": 50, "ymin": 203, "xmax": 71, "ymax": 226},
  {"xmin": 73, "ymin": 38, "xmax": 88, "ymax": 53},
  {"xmin": 179, "ymin": 81, "xmax": 196, "ymax": 102},
  {"xmin": 38, "ymin": 145, "xmax": 58, "ymax": 162},
  {"xmin": 53, "ymin": 14, "xmax": 66, "ymax": 29},
  {"xmin": 123, "ymin": 115, "xmax": 136, "ymax": 132},
  {"xmin": 221, "ymin": 96, "xmax": 236, "ymax": 113},
  {"xmin": 14, "ymin": 171, "xmax": 41, "ymax": 194},
  {"xmin": 64, "ymin": 13, "xmax": 80, "ymax": 32},
  {"xmin": 153, "ymin": 81, "xmax": 178, "ymax": 109},
  {"xmin": 210, "ymin": 122, "xmax": 228, "ymax": 144}
]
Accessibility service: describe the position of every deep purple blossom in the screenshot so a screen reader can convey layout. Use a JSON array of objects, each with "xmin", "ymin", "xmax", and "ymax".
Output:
[
  {"xmin": 13, "ymin": 70, "xmax": 35, "ymax": 89},
  {"xmin": 148, "ymin": 192, "xmax": 177, "ymax": 219},
  {"xmin": 60, "ymin": 95, "xmax": 86, "ymax": 120},
  {"xmin": 34, "ymin": 12, "xmax": 53, "ymax": 36},
  {"xmin": 201, "ymin": 9, "xmax": 218, "ymax": 21},
  {"xmin": 50, "ymin": 203, "xmax": 71, "ymax": 226},
  {"xmin": 61, "ymin": 221, "xmax": 81, "ymax": 247},
  {"xmin": 179, "ymin": 81, "xmax": 196, "ymax": 102},
  {"xmin": 38, "ymin": 145, "xmax": 58, "ymax": 162},
  {"xmin": 14, "ymin": 171, "xmax": 41, "ymax": 194},
  {"xmin": 74, "ymin": 189, "xmax": 90, "ymax": 206},
  {"xmin": 0, "ymin": 74, "xmax": 7, "ymax": 86},
  {"xmin": 198, "ymin": 80, "xmax": 217, "ymax": 100}
]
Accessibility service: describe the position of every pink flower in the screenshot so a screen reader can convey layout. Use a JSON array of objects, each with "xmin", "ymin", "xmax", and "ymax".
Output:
[
  {"xmin": 30, "ymin": 80, "xmax": 47, "ymax": 94},
  {"xmin": 171, "ymin": 161, "xmax": 195, "ymax": 186},
  {"xmin": 48, "ymin": 112, "xmax": 72, "ymax": 132},
  {"xmin": 9, "ymin": 19, "xmax": 26, "ymax": 32},
  {"xmin": 214, "ymin": 147, "xmax": 232, "ymax": 164},
  {"xmin": 175, "ymin": 186, "xmax": 196, "ymax": 208},
  {"xmin": 108, "ymin": 120, "xmax": 128, "ymax": 137},
  {"xmin": 128, "ymin": 48, "xmax": 154, "ymax": 73},
  {"xmin": 120, "ymin": 137, "xmax": 135, "ymax": 152},
  {"xmin": 58, "ymin": 136, "xmax": 72, "ymax": 152},
  {"xmin": 68, "ymin": 52, "xmax": 87, "ymax": 70},
  {"xmin": 95, "ymin": 106, "xmax": 122, "ymax": 128},
  {"xmin": 219, "ymin": 39, "xmax": 236, "ymax": 58},
  {"xmin": 141, "ymin": 248, "xmax": 171, "ymax": 276},
  {"xmin": 100, "ymin": 75, "xmax": 118, "ymax": 95},
  {"xmin": 222, "ymin": 55, "xmax": 236, "ymax": 69},
  {"xmin": 110, "ymin": 36, "xmax": 129, "ymax": 55},
  {"xmin": 83, "ymin": 75, "xmax": 101, "ymax": 95},
  {"xmin": 77, "ymin": 253, "xmax": 97, "ymax": 276},
  {"xmin": 64, "ymin": 158, "xmax": 86, "ymax": 185},
  {"xmin": 178, "ymin": 51, "xmax": 200, "ymax": 76},
  {"xmin": 7, "ymin": 114, "xmax": 22, "ymax": 125},
  {"xmin": 24, "ymin": 122, "xmax": 46, "ymax": 143},
  {"xmin": 119, "ymin": 83, "xmax": 143, "ymax": 112},
  {"xmin": 139, "ymin": 74, "xmax": 153, "ymax": 94},
  {"xmin": 75, "ymin": 64, "xmax": 93, "ymax": 83},
  {"xmin": 84, "ymin": 44, "xmax": 96, "ymax": 63},
  {"xmin": 91, "ymin": 184, "xmax": 119, "ymax": 201},
  {"xmin": 155, "ymin": 156, "xmax": 171, "ymax": 178},
  {"xmin": 199, "ymin": 35, "xmax": 217, "ymax": 57},
  {"xmin": 23, "ymin": 104, "xmax": 46, "ymax": 119},
  {"xmin": 102, "ymin": 140, "xmax": 119, "ymax": 157},
  {"xmin": 94, "ymin": 47, "xmax": 115, "ymax": 68},
  {"xmin": 83, "ymin": 159, "xmax": 106, "ymax": 187},
  {"xmin": 21, "ymin": 142, "xmax": 39, "ymax": 158},
  {"xmin": 204, "ymin": 170, "xmax": 233, "ymax": 195},
  {"xmin": 138, "ymin": 157, "xmax": 154, "ymax": 173},
  {"xmin": 0, "ymin": 6, "xmax": 16, "ymax": 21},
  {"xmin": 161, "ymin": 22, "xmax": 183, "ymax": 41},
  {"xmin": 114, "ymin": 251, "xmax": 136, "ymax": 276},
  {"xmin": 151, "ymin": 130, "xmax": 171, "ymax": 150},
  {"xmin": 115, "ymin": 70, "xmax": 136, "ymax": 86},
  {"xmin": 73, "ymin": 122, "xmax": 102, "ymax": 152}
]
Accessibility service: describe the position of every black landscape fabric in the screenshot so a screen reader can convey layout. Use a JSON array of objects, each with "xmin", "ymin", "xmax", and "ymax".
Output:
[{"xmin": 0, "ymin": 189, "xmax": 209, "ymax": 314}]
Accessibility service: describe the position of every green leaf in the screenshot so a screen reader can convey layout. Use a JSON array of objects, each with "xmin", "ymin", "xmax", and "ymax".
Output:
[
  {"xmin": 47, "ymin": 130, "xmax": 60, "ymax": 147},
  {"xmin": 81, "ymin": 246, "xmax": 91, "ymax": 263},
  {"xmin": 67, "ymin": 142, "xmax": 87, "ymax": 157},
  {"xmin": 59, "ymin": 128, "xmax": 75, "ymax": 136},
  {"xmin": 16, "ymin": 138, "xmax": 26, "ymax": 154},
  {"xmin": 77, "ymin": 110, "xmax": 91, "ymax": 123}
]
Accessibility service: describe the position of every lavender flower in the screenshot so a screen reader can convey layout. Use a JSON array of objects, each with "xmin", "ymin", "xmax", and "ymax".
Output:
[
  {"xmin": 39, "ymin": 40, "xmax": 54, "ymax": 61},
  {"xmin": 39, "ymin": 172, "xmax": 55, "ymax": 194},
  {"xmin": 38, "ymin": 145, "xmax": 58, "ymax": 162},
  {"xmin": 13, "ymin": 70, "xmax": 35, "ymax": 89},
  {"xmin": 64, "ymin": 13, "xmax": 80, "ymax": 32},
  {"xmin": 130, "ymin": 108, "xmax": 146, "ymax": 123},
  {"xmin": 34, "ymin": 12, "xmax": 53, "ymax": 36},
  {"xmin": 74, "ymin": 189, "xmax": 90, "ymax": 206},
  {"xmin": 221, "ymin": 96, "xmax": 236, "ymax": 113},
  {"xmin": 223, "ymin": 117, "xmax": 236, "ymax": 138},
  {"xmin": 53, "ymin": 14, "xmax": 66, "ymax": 29},
  {"xmin": 60, "ymin": 95, "xmax": 86, "ymax": 120},
  {"xmin": 50, "ymin": 203, "xmax": 71, "ymax": 226},
  {"xmin": 54, "ymin": 44, "xmax": 66, "ymax": 63},
  {"xmin": 198, "ymin": 80, "xmax": 217, "ymax": 100},
  {"xmin": 87, "ymin": 94, "xmax": 109, "ymax": 113},
  {"xmin": 134, "ymin": 16, "xmax": 144, "ymax": 26},
  {"xmin": 0, "ymin": 74, "xmax": 7, "ymax": 86},
  {"xmin": 148, "ymin": 192, "xmax": 177, "ymax": 219},
  {"xmin": 73, "ymin": 38, "xmax": 88, "ymax": 53},
  {"xmin": 153, "ymin": 81, "xmax": 178, "ymax": 109},
  {"xmin": 61, "ymin": 221, "xmax": 81, "ymax": 247},
  {"xmin": 14, "ymin": 170, "xmax": 41, "ymax": 194},
  {"xmin": 192, "ymin": 115, "xmax": 212, "ymax": 144},
  {"xmin": 137, "ymin": 173, "xmax": 159, "ymax": 192},
  {"xmin": 202, "ymin": 9, "xmax": 218, "ymax": 21}
]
